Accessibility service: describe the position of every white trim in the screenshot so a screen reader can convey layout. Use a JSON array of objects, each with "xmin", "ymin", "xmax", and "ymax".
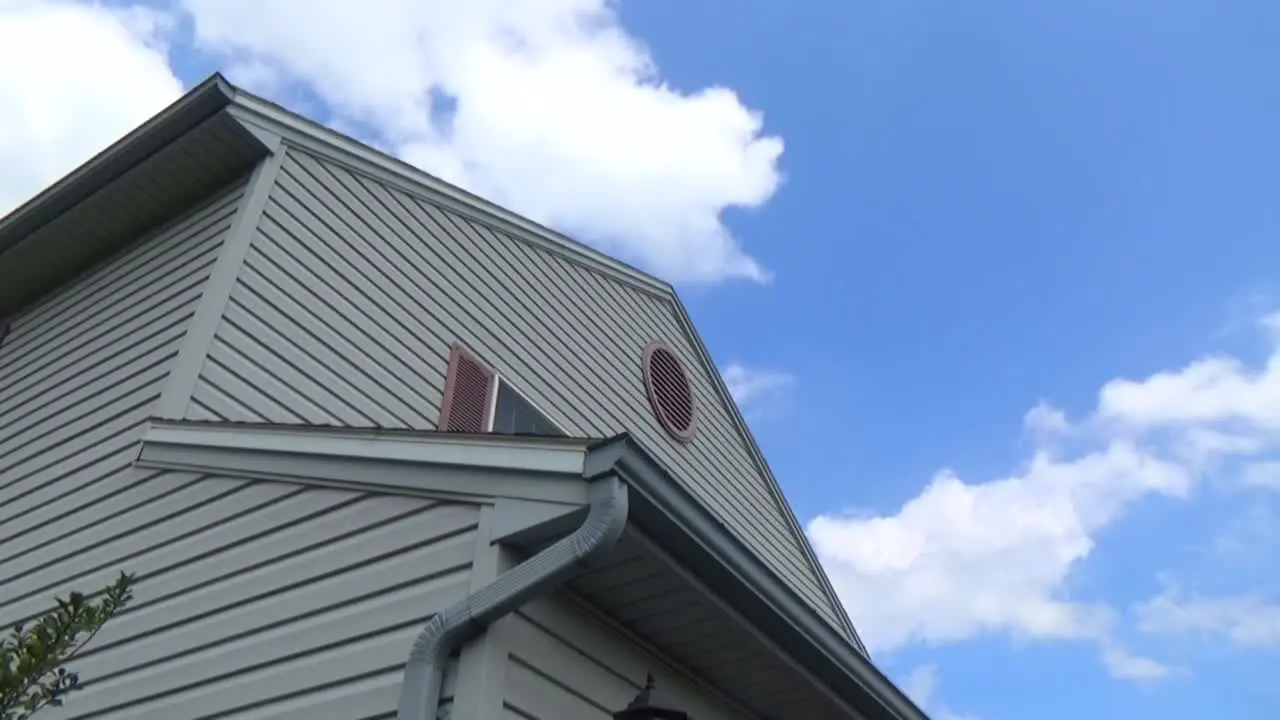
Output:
[
  {"xmin": 490, "ymin": 498, "xmax": 584, "ymax": 543},
  {"xmin": 487, "ymin": 376, "xmax": 571, "ymax": 437},
  {"xmin": 153, "ymin": 146, "xmax": 285, "ymax": 418},
  {"xmin": 141, "ymin": 420, "xmax": 590, "ymax": 476},
  {"xmin": 483, "ymin": 373, "xmax": 501, "ymax": 432},
  {"xmin": 450, "ymin": 506, "xmax": 513, "ymax": 720}
]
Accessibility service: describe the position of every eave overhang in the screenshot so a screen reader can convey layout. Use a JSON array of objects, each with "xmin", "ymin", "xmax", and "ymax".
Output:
[
  {"xmin": 0, "ymin": 72, "xmax": 672, "ymax": 323},
  {"xmin": 588, "ymin": 436, "xmax": 927, "ymax": 720},
  {"xmin": 136, "ymin": 420, "xmax": 926, "ymax": 720},
  {"xmin": 0, "ymin": 74, "xmax": 273, "ymax": 318}
]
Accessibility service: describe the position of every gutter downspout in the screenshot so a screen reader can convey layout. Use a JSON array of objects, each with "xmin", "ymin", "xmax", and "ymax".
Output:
[{"xmin": 397, "ymin": 473, "xmax": 629, "ymax": 720}]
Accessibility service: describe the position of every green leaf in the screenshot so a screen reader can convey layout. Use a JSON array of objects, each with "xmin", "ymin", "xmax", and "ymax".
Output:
[{"xmin": 0, "ymin": 572, "xmax": 135, "ymax": 719}]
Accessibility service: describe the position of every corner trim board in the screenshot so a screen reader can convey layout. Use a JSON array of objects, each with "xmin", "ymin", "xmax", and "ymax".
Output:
[
  {"xmin": 237, "ymin": 118, "xmax": 284, "ymax": 154},
  {"xmin": 153, "ymin": 147, "xmax": 287, "ymax": 418},
  {"xmin": 397, "ymin": 474, "xmax": 629, "ymax": 720},
  {"xmin": 490, "ymin": 498, "xmax": 587, "ymax": 544},
  {"xmin": 449, "ymin": 506, "xmax": 513, "ymax": 720}
]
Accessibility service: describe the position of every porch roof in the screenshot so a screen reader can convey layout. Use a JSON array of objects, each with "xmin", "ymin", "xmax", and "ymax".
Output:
[{"xmin": 138, "ymin": 420, "xmax": 925, "ymax": 720}]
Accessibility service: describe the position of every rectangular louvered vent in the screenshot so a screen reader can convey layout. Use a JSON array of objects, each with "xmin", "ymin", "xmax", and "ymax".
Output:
[
  {"xmin": 437, "ymin": 341, "xmax": 564, "ymax": 437},
  {"xmin": 438, "ymin": 342, "xmax": 496, "ymax": 433}
]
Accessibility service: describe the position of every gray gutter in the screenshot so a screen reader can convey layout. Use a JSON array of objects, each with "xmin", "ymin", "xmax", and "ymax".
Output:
[
  {"xmin": 397, "ymin": 473, "xmax": 629, "ymax": 720},
  {"xmin": 0, "ymin": 74, "xmax": 234, "ymax": 254},
  {"xmin": 586, "ymin": 435, "xmax": 929, "ymax": 720}
]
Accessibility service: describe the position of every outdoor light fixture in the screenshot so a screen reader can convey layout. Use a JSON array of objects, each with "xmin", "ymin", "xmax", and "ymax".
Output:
[{"xmin": 612, "ymin": 673, "xmax": 690, "ymax": 720}]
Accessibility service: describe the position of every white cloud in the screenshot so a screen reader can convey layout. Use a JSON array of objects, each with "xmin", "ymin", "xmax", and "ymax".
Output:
[
  {"xmin": 176, "ymin": 0, "xmax": 783, "ymax": 284},
  {"xmin": 810, "ymin": 313, "xmax": 1280, "ymax": 676},
  {"xmin": 0, "ymin": 0, "xmax": 184, "ymax": 214},
  {"xmin": 1023, "ymin": 401, "xmax": 1072, "ymax": 438},
  {"xmin": 809, "ymin": 442, "xmax": 1187, "ymax": 661},
  {"xmin": 1100, "ymin": 642, "xmax": 1175, "ymax": 681},
  {"xmin": 1, "ymin": 1, "xmax": 780, "ymax": 283},
  {"xmin": 721, "ymin": 363, "xmax": 795, "ymax": 412},
  {"xmin": 1136, "ymin": 591, "xmax": 1280, "ymax": 648},
  {"xmin": 900, "ymin": 664, "xmax": 937, "ymax": 708},
  {"xmin": 1097, "ymin": 352, "xmax": 1280, "ymax": 432},
  {"xmin": 901, "ymin": 665, "xmax": 975, "ymax": 720}
]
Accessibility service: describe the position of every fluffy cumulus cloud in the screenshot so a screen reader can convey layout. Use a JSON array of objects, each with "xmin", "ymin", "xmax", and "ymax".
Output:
[
  {"xmin": 0, "ymin": 0, "xmax": 184, "ymax": 213},
  {"xmin": 810, "ymin": 443, "xmax": 1188, "ymax": 669},
  {"xmin": 0, "ymin": 0, "xmax": 781, "ymax": 284},
  {"xmin": 178, "ymin": 0, "xmax": 782, "ymax": 284},
  {"xmin": 810, "ymin": 313, "xmax": 1280, "ymax": 677}
]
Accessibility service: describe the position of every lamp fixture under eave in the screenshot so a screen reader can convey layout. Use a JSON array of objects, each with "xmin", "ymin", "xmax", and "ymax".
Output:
[{"xmin": 612, "ymin": 673, "xmax": 690, "ymax": 720}]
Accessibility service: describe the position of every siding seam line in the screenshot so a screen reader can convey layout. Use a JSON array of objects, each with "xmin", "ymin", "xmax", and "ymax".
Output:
[{"xmin": 154, "ymin": 147, "xmax": 288, "ymax": 419}]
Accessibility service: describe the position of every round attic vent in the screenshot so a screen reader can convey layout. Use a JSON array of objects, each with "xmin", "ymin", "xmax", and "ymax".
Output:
[{"xmin": 642, "ymin": 341, "xmax": 697, "ymax": 443}]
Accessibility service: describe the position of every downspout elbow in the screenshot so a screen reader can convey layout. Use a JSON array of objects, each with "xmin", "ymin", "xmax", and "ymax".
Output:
[{"xmin": 397, "ymin": 474, "xmax": 629, "ymax": 720}]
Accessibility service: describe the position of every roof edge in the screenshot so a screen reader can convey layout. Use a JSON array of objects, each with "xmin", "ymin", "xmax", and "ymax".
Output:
[
  {"xmin": 137, "ymin": 420, "xmax": 597, "ymax": 506},
  {"xmin": 141, "ymin": 419, "xmax": 594, "ymax": 476},
  {"xmin": 665, "ymin": 289, "xmax": 869, "ymax": 652},
  {"xmin": 134, "ymin": 421, "xmax": 921, "ymax": 717},
  {"xmin": 587, "ymin": 434, "xmax": 927, "ymax": 720},
  {"xmin": 0, "ymin": 74, "xmax": 236, "ymax": 255}
]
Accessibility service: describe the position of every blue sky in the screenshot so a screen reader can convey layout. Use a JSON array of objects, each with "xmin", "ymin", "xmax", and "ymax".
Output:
[
  {"xmin": 664, "ymin": 2, "xmax": 1280, "ymax": 717},
  {"xmin": 3, "ymin": 1, "xmax": 1279, "ymax": 718}
]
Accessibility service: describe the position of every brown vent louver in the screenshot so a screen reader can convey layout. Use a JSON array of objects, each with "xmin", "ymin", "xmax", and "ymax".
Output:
[
  {"xmin": 439, "ymin": 342, "xmax": 496, "ymax": 433},
  {"xmin": 642, "ymin": 341, "xmax": 697, "ymax": 443}
]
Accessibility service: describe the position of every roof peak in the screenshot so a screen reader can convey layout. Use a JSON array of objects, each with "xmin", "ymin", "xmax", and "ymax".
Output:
[{"xmin": 216, "ymin": 74, "xmax": 676, "ymax": 299}]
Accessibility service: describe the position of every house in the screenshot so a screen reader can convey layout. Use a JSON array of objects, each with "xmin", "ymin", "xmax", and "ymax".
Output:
[{"xmin": 0, "ymin": 74, "xmax": 925, "ymax": 720}]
